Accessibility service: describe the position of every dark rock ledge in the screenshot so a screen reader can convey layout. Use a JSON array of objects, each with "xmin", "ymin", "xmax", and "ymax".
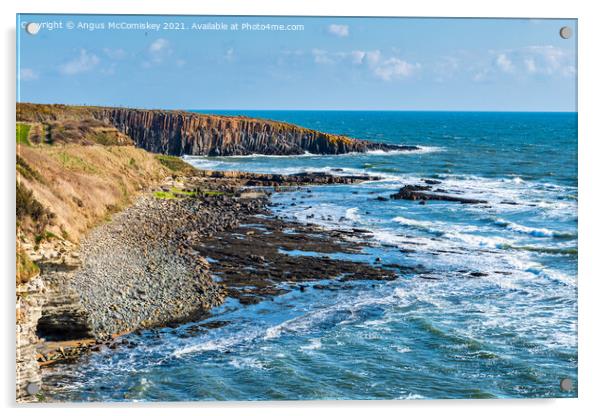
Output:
[{"xmin": 389, "ymin": 184, "xmax": 488, "ymax": 204}]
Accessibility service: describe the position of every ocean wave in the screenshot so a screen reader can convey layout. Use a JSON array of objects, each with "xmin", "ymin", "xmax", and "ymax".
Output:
[
  {"xmin": 229, "ymin": 357, "xmax": 266, "ymax": 370},
  {"xmin": 185, "ymin": 145, "xmax": 440, "ymax": 161},
  {"xmin": 205, "ymin": 151, "xmax": 316, "ymax": 159},
  {"xmin": 263, "ymin": 286, "xmax": 406, "ymax": 342},
  {"xmin": 526, "ymin": 266, "xmax": 577, "ymax": 287},
  {"xmin": 172, "ymin": 329, "xmax": 263, "ymax": 358},
  {"xmin": 392, "ymin": 216, "xmax": 433, "ymax": 228},
  {"xmin": 497, "ymin": 243, "xmax": 577, "ymax": 256},
  {"xmin": 445, "ymin": 231, "xmax": 512, "ymax": 249},
  {"xmin": 493, "ymin": 218, "xmax": 576, "ymax": 238},
  {"xmin": 393, "ymin": 215, "xmax": 482, "ymax": 236},
  {"xmin": 299, "ymin": 338, "xmax": 322, "ymax": 351},
  {"xmin": 398, "ymin": 393, "xmax": 427, "ymax": 400},
  {"xmin": 364, "ymin": 146, "xmax": 445, "ymax": 155},
  {"xmin": 344, "ymin": 207, "xmax": 361, "ymax": 222}
]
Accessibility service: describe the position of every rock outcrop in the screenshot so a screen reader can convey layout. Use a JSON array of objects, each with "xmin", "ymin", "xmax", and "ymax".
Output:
[
  {"xmin": 17, "ymin": 103, "xmax": 418, "ymax": 156},
  {"xmin": 389, "ymin": 184, "xmax": 488, "ymax": 204},
  {"xmin": 16, "ymin": 275, "xmax": 45, "ymax": 401}
]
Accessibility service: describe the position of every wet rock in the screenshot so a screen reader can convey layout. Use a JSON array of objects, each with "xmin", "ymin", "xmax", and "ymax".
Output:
[{"xmin": 390, "ymin": 184, "xmax": 487, "ymax": 204}]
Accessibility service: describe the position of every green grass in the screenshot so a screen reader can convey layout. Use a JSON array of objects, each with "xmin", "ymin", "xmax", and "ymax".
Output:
[
  {"xmin": 155, "ymin": 155, "xmax": 197, "ymax": 175},
  {"xmin": 55, "ymin": 151, "xmax": 98, "ymax": 173},
  {"xmin": 153, "ymin": 187, "xmax": 197, "ymax": 200},
  {"xmin": 171, "ymin": 187, "xmax": 196, "ymax": 196},
  {"xmin": 34, "ymin": 230, "xmax": 58, "ymax": 246},
  {"xmin": 16, "ymin": 248, "xmax": 39, "ymax": 285},
  {"xmin": 16, "ymin": 123, "xmax": 31, "ymax": 146},
  {"xmin": 153, "ymin": 190, "xmax": 178, "ymax": 200},
  {"xmin": 90, "ymin": 129, "xmax": 129, "ymax": 146}
]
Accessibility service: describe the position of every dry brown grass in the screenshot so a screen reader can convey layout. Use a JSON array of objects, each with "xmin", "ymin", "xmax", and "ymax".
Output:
[{"xmin": 17, "ymin": 143, "xmax": 171, "ymax": 242}]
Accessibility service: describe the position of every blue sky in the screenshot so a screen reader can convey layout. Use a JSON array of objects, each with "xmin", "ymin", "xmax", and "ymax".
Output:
[{"xmin": 17, "ymin": 15, "xmax": 577, "ymax": 111}]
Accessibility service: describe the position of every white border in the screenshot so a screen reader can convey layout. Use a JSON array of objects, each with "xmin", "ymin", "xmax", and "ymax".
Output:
[{"xmin": 3, "ymin": 1, "xmax": 601, "ymax": 415}]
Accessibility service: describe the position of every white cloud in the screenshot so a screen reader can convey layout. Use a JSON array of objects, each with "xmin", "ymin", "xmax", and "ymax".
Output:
[
  {"xmin": 349, "ymin": 50, "xmax": 366, "ymax": 64},
  {"xmin": 312, "ymin": 48, "xmax": 419, "ymax": 81},
  {"xmin": 311, "ymin": 49, "xmax": 335, "ymax": 64},
  {"xmin": 149, "ymin": 38, "xmax": 169, "ymax": 53},
  {"xmin": 524, "ymin": 58, "xmax": 537, "ymax": 74},
  {"xmin": 372, "ymin": 57, "xmax": 420, "ymax": 81},
  {"xmin": 103, "ymin": 48, "xmax": 127, "ymax": 60},
  {"xmin": 147, "ymin": 38, "xmax": 172, "ymax": 64},
  {"xmin": 59, "ymin": 49, "xmax": 100, "ymax": 75},
  {"xmin": 19, "ymin": 68, "xmax": 39, "ymax": 81},
  {"xmin": 495, "ymin": 53, "xmax": 515, "ymax": 73},
  {"xmin": 328, "ymin": 24, "xmax": 349, "ymax": 37},
  {"xmin": 224, "ymin": 48, "xmax": 235, "ymax": 62},
  {"xmin": 522, "ymin": 45, "xmax": 575, "ymax": 76},
  {"xmin": 472, "ymin": 45, "xmax": 575, "ymax": 82}
]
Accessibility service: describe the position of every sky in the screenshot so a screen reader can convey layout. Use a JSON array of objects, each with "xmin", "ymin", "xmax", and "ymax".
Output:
[{"xmin": 17, "ymin": 15, "xmax": 577, "ymax": 111}]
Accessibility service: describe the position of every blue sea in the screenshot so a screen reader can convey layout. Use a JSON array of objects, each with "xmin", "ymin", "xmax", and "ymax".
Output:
[{"xmin": 44, "ymin": 111, "xmax": 578, "ymax": 401}]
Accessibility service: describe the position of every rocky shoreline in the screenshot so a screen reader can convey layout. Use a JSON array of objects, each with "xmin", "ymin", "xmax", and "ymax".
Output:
[
  {"xmin": 26, "ymin": 169, "xmax": 402, "ymax": 396},
  {"xmin": 20, "ymin": 165, "xmax": 508, "ymax": 401}
]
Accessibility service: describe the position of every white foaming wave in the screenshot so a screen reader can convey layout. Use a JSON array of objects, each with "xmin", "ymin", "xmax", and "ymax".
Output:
[
  {"xmin": 300, "ymin": 338, "xmax": 322, "ymax": 351},
  {"xmin": 364, "ymin": 145, "xmax": 445, "ymax": 155},
  {"xmin": 535, "ymin": 200, "xmax": 573, "ymax": 211},
  {"xmin": 229, "ymin": 357, "xmax": 266, "ymax": 370},
  {"xmin": 172, "ymin": 328, "xmax": 263, "ymax": 358},
  {"xmin": 185, "ymin": 145, "xmax": 439, "ymax": 162},
  {"xmin": 362, "ymin": 317, "xmax": 393, "ymax": 328},
  {"xmin": 445, "ymin": 231, "xmax": 513, "ymax": 249},
  {"xmin": 369, "ymin": 227, "xmax": 468, "ymax": 255},
  {"xmin": 393, "ymin": 215, "xmax": 482, "ymax": 237},
  {"xmin": 211, "ymin": 151, "xmax": 315, "ymax": 159},
  {"xmin": 521, "ymin": 263, "xmax": 577, "ymax": 288},
  {"xmin": 493, "ymin": 218, "xmax": 576, "ymax": 238},
  {"xmin": 398, "ymin": 393, "xmax": 426, "ymax": 400},
  {"xmin": 345, "ymin": 207, "xmax": 361, "ymax": 222},
  {"xmin": 511, "ymin": 176, "xmax": 524, "ymax": 184},
  {"xmin": 369, "ymin": 229, "xmax": 407, "ymax": 246},
  {"xmin": 504, "ymin": 256, "xmax": 577, "ymax": 288},
  {"xmin": 393, "ymin": 216, "xmax": 435, "ymax": 229},
  {"xmin": 264, "ymin": 286, "xmax": 409, "ymax": 341},
  {"xmin": 542, "ymin": 269, "xmax": 577, "ymax": 288},
  {"xmin": 184, "ymin": 157, "xmax": 226, "ymax": 170}
]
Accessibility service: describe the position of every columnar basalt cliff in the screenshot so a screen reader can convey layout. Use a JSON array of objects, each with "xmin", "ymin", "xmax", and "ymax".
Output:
[{"xmin": 17, "ymin": 103, "xmax": 418, "ymax": 156}]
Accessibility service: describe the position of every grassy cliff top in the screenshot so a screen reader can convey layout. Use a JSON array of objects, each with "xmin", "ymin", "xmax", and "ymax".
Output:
[{"xmin": 16, "ymin": 102, "xmax": 364, "ymax": 145}]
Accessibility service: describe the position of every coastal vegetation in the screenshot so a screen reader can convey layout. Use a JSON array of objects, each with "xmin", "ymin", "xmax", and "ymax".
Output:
[{"xmin": 16, "ymin": 123, "xmax": 31, "ymax": 146}]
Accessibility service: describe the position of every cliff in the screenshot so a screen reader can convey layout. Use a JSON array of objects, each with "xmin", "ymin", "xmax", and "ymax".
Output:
[{"xmin": 17, "ymin": 103, "xmax": 417, "ymax": 156}]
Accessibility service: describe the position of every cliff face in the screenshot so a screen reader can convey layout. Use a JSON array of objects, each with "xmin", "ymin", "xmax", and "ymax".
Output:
[
  {"xmin": 16, "ymin": 276, "xmax": 45, "ymax": 401},
  {"xmin": 17, "ymin": 103, "xmax": 416, "ymax": 156}
]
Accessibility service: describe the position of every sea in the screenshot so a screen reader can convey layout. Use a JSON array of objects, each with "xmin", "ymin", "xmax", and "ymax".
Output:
[{"xmin": 43, "ymin": 111, "xmax": 578, "ymax": 401}]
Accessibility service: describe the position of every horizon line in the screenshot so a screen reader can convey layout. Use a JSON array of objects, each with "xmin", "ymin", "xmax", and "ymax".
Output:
[
  {"xmin": 189, "ymin": 108, "xmax": 577, "ymax": 113},
  {"xmin": 16, "ymin": 102, "xmax": 577, "ymax": 113}
]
